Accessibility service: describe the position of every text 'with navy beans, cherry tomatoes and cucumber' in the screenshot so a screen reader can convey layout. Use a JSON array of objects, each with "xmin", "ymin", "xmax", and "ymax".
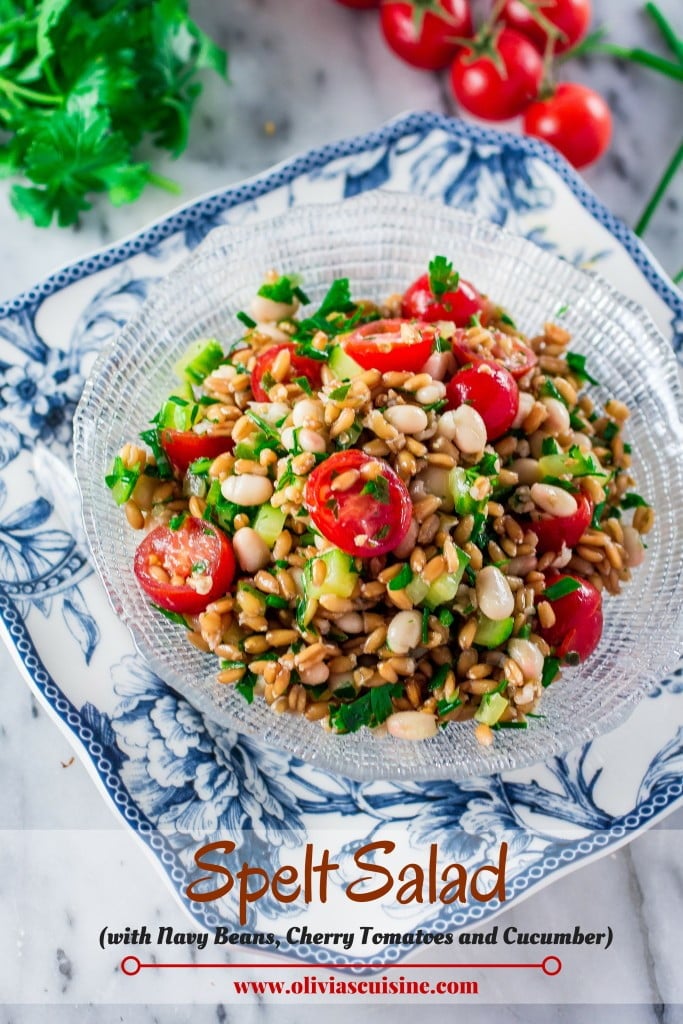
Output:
[{"xmin": 106, "ymin": 259, "xmax": 652, "ymax": 745}]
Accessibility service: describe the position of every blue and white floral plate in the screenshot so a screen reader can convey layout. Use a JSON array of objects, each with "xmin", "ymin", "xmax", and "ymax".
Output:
[{"xmin": 2, "ymin": 113, "xmax": 682, "ymax": 967}]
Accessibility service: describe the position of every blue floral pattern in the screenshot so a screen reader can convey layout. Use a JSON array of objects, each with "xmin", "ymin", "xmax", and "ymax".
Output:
[{"xmin": 1, "ymin": 113, "xmax": 682, "ymax": 964}]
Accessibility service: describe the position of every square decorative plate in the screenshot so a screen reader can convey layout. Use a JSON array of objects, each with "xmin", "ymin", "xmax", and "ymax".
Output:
[{"xmin": 2, "ymin": 112, "xmax": 682, "ymax": 968}]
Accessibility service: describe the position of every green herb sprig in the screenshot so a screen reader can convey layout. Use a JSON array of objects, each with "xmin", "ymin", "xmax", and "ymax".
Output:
[{"xmin": 0, "ymin": 0, "xmax": 228, "ymax": 227}]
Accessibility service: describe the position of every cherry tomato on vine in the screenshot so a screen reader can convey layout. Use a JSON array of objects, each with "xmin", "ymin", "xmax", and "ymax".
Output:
[
  {"xmin": 523, "ymin": 83, "xmax": 612, "ymax": 169},
  {"xmin": 160, "ymin": 429, "xmax": 234, "ymax": 477},
  {"xmin": 449, "ymin": 27, "xmax": 543, "ymax": 121},
  {"xmin": 445, "ymin": 359, "xmax": 519, "ymax": 440},
  {"xmin": 304, "ymin": 450, "xmax": 412, "ymax": 558},
  {"xmin": 134, "ymin": 517, "xmax": 235, "ymax": 615},
  {"xmin": 251, "ymin": 343, "xmax": 323, "ymax": 402},
  {"xmin": 334, "ymin": 0, "xmax": 380, "ymax": 8},
  {"xmin": 380, "ymin": 0, "xmax": 474, "ymax": 71},
  {"xmin": 452, "ymin": 327, "xmax": 537, "ymax": 379},
  {"xmin": 538, "ymin": 572, "xmax": 603, "ymax": 660},
  {"xmin": 401, "ymin": 273, "xmax": 487, "ymax": 326},
  {"xmin": 528, "ymin": 491, "xmax": 593, "ymax": 554},
  {"xmin": 497, "ymin": 0, "xmax": 591, "ymax": 55},
  {"xmin": 341, "ymin": 318, "xmax": 437, "ymax": 373}
]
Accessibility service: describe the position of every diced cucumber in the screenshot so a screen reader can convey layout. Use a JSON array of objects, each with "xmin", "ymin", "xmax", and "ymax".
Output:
[
  {"xmin": 252, "ymin": 504, "xmax": 286, "ymax": 548},
  {"xmin": 474, "ymin": 692, "xmax": 509, "ymax": 726},
  {"xmin": 304, "ymin": 548, "xmax": 358, "ymax": 600},
  {"xmin": 405, "ymin": 576, "xmax": 429, "ymax": 606},
  {"xmin": 105, "ymin": 456, "xmax": 141, "ymax": 505},
  {"xmin": 174, "ymin": 338, "xmax": 224, "ymax": 385},
  {"xmin": 328, "ymin": 344, "xmax": 363, "ymax": 381},
  {"xmin": 157, "ymin": 397, "xmax": 196, "ymax": 431},
  {"xmin": 424, "ymin": 548, "xmax": 470, "ymax": 609},
  {"xmin": 474, "ymin": 614, "xmax": 514, "ymax": 648},
  {"xmin": 449, "ymin": 466, "xmax": 486, "ymax": 515}
]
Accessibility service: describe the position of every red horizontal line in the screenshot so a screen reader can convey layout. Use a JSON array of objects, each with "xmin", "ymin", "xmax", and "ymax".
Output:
[{"xmin": 121, "ymin": 955, "xmax": 561, "ymax": 976}]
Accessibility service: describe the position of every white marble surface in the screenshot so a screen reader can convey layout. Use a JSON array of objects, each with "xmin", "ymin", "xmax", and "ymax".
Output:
[{"xmin": 1, "ymin": 0, "xmax": 682, "ymax": 1020}]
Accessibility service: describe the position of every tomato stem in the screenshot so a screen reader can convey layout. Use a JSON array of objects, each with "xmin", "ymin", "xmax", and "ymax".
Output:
[
  {"xmin": 635, "ymin": 139, "xmax": 683, "ymax": 237},
  {"xmin": 644, "ymin": 2, "xmax": 683, "ymax": 65}
]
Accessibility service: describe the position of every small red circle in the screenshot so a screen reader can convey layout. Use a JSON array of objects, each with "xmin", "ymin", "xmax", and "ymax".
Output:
[
  {"xmin": 121, "ymin": 955, "xmax": 142, "ymax": 976},
  {"xmin": 542, "ymin": 955, "xmax": 562, "ymax": 976}
]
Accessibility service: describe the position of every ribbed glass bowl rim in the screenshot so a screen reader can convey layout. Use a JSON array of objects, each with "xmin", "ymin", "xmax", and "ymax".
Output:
[{"xmin": 73, "ymin": 191, "xmax": 683, "ymax": 781}]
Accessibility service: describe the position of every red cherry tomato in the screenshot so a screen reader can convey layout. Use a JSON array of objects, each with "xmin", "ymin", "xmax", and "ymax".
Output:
[
  {"xmin": 528, "ymin": 491, "xmax": 593, "ymax": 554},
  {"xmin": 380, "ymin": 0, "xmax": 474, "ymax": 71},
  {"xmin": 341, "ymin": 318, "xmax": 437, "ymax": 373},
  {"xmin": 335, "ymin": 0, "xmax": 379, "ymax": 6},
  {"xmin": 538, "ymin": 572, "xmax": 603, "ymax": 660},
  {"xmin": 523, "ymin": 83, "xmax": 612, "ymax": 169},
  {"xmin": 134, "ymin": 517, "xmax": 236, "ymax": 615},
  {"xmin": 401, "ymin": 273, "xmax": 487, "ymax": 327},
  {"xmin": 452, "ymin": 327, "xmax": 538, "ymax": 379},
  {"xmin": 251, "ymin": 343, "xmax": 323, "ymax": 402},
  {"xmin": 160, "ymin": 429, "xmax": 234, "ymax": 477},
  {"xmin": 304, "ymin": 450, "xmax": 412, "ymax": 557},
  {"xmin": 497, "ymin": 0, "xmax": 591, "ymax": 55},
  {"xmin": 449, "ymin": 27, "xmax": 543, "ymax": 121},
  {"xmin": 445, "ymin": 360, "xmax": 519, "ymax": 440}
]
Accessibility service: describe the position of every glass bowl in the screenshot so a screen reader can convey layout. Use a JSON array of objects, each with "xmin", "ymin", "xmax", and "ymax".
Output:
[{"xmin": 73, "ymin": 191, "xmax": 683, "ymax": 781}]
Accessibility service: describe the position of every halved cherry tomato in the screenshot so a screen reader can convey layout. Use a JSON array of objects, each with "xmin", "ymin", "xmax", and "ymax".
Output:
[
  {"xmin": 445, "ymin": 360, "xmax": 519, "ymax": 440},
  {"xmin": 497, "ymin": 0, "xmax": 591, "ymax": 55},
  {"xmin": 341, "ymin": 319, "xmax": 436, "ymax": 373},
  {"xmin": 304, "ymin": 450, "xmax": 412, "ymax": 557},
  {"xmin": 538, "ymin": 572, "xmax": 603, "ymax": 660},
  {"xmin": 134, "ymin": 516, "xmax": 235, "ymax": 615},
  {"xmin": 452, "ymin": 327, "xmax": 538, "ymax": 380},
  {"xmin": 401, "ymin": 273, "xmax": 487, "ymax": 327},
  {"xmin": 528, "ymin": 491, "xmax": 593, "ymax": 554},
  {"xmin": 251, "ymin": 343, "xmax": 323, "ymax": 402},
  {"xmin": 380, "ymin": 0, "xmax": 474, "ymax": 71},
  {"xmin": 160, "ymin": 429, "xmax": 234, "ymax": 477}
]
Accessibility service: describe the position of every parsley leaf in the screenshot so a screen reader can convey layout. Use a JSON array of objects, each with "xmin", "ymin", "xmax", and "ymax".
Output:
[
  {"xmin": 388, "ymin": 564, "xmax": 413, "ymax": 591},
  {"xmin": 428, "ymin": 255, "xmax": 460, "ymax": 298},
  {"xmin": 544, "ymin": 577, "xmax": 581, "ymax": 600},
  {"xmin": 541, "ymin": 657, "xmax": 561, "ymax": 688},
  {"xmin": 566, "ymin": 352, "xmax": 600, "ymax": 386},
  {"xmin": 621, "ymin": 492, "xmax": 650, "ymax": 509},
  {"xmin": 361, "ymin": 476, "xmax": 390, "ymax": 505},
  {"xmin": 2, "ymin": 0, "xmax": 228, "ymax": 228},
  {"xmin": 258, "ymin": 274, "xmax": 309, "ymax": 305},
  {"xmin": 329, "ymin": 683, "xmax": 402, "ymax": 734}
]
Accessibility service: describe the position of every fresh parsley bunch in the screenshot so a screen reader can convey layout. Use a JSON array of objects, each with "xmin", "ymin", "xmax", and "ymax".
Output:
[{"xmin": 0, "ymin": 0, "xmax": 227, "ymax": 227}]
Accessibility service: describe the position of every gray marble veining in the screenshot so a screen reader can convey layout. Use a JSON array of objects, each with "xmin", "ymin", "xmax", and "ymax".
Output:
[{"xmin": 0, "ymin": 0, "xmax": 682, "ymax": 1019}]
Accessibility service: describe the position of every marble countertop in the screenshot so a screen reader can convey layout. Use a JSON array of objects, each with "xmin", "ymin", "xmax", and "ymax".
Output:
[{"xmin": 1, "ymin": 0, "xmax": 682, "ymax": 1020}]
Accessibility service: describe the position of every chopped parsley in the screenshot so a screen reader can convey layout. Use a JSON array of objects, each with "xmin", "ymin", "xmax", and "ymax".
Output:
[
  {"xmin": 328, "ymin": 683, "xmax": 402, "ymax": 733},
  {"xmin": 421, "ymin": 607, "xmax": 430, "ymax": 645},
  {"xmin": 437, "ymin": 694, "xmax": 462, "ymax": 716},
  {"xmin": 258, "ymin": 274, "xmax": 310, "ymax": 305},
  {"xmin": 428, "ymin": 255, "xmax": 460, "ymax": 298},
  {"xmin": 517, "ymin": 623, "xmax": 532, "ymax": 639},
  {"xmin": 151, "ymin": 604, "xmax": 188, "ymax": 627},
  {"xmin": 236, "ymin": 671, "xmax": 258, "ymax": 705},
  {"xmin": 566, "ymin": 352, "xmax": 600, "ymax": 386},
  {"xmin": 544, "ymin": 577, "xmax": 581, "ymax": 601},
  {"xmin": 265, "ymin": 594, "xmax": 289, "ymax": 609},
  {"xmin": 237, "ymin": 310, "xmax": 257, "ymax": 330},
  {"xmin": 168, "ymin": 511, "xmax": 188, "ymax": 530},
  {"xmin": 602, "ymin": 421, "xmax": 619, "ymax": 442},
  {"xmin": 388, "ymin": 564, "xmax": 413, "ymax": 591},
  {"xmin": 621, "ymin": 492, "xmax": 650, "ymax": 509},
  {"xmin": 542, "ymin": 656, "xmax": 561, "ymax": 688},
  {"xmin": 499, "ymin": 311, "xmax": 517, "ymax": 328},
  {"xmin": 293, "ymin": 375, "xmax": 313, "ymax": 396},
  {"xmin": 541, "ymin": 436, "xmax": 562, "ymax": 456},
  {"xmin": 540, "ymin": 379, "xmax": 567, "ymax": 406},
  {"xmin": 361, "ymin": 476, "xmax": 390, "ymax": 505},
  {"xmin": 438, "ymin": 608, "xmax": 454, "ymax": 627},
  {"xmin": 429, "ymin": 664, "xmax": 451, "ymax": 691},
  {"xmin": 329, "ymin": 383, "xmax": 351, "ymax": 401}
]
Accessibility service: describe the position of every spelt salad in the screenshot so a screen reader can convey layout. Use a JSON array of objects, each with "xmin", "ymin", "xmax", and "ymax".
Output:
[{"xmin": 105, "ymin": 258, "xmax": 653, "ymax": 744}]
